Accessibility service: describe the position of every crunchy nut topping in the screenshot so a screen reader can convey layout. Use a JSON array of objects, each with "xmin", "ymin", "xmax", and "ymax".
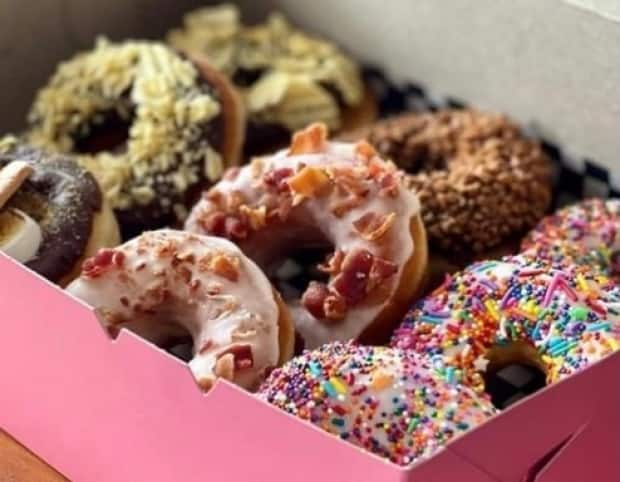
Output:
[
  {"xmin": 287, "ymin": 166, "xmax": 329, "ymax": 198},
  {"xmin": 341, "ymin": 109, "xmax": 552, "ymax": 254},
  {"xmin": 352, "ymin": 212, "xmax": 396, "ymax": 241},
  {"xmin": 27, "ymin": 39, "xmax": 223, "ymax": 218},
  {"xmin": 288, "ymin": 123, "xmax": 328, "ymax": 155},
  {"xmin": 167, "ymin": 5, "xmax": 363, "ymax": 130}
]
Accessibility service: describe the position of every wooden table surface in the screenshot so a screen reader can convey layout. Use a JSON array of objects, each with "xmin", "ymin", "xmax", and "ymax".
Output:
[{"xmin": 0, "ymin": 431, "xmax": 66, "ymax": 481}]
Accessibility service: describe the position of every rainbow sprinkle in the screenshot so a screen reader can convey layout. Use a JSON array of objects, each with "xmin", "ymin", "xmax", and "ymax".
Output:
[
  {"xmin": 259, "ymin": 342, "xmax": 496, "ymax": 467},
  {"xmin": 391, "ymin": 253, "xmax": 620, "ymax": 391}
]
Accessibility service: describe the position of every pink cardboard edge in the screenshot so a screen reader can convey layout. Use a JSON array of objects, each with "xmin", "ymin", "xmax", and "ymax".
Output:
[{"xmin": 0, "ymin": 253, "xmax": 619, "ymax": 482}]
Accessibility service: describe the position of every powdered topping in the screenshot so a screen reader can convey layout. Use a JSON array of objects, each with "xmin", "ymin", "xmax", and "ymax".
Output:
[
  {"xmin": 66, "ymin": 230, "xmax": 281, "ymax": 391},
  {"xmin": 522, "ymin": 198, "xmax": 620, "ymax": 279},
  {"xmin": 259, "ymin": 342, "xmax": 496, "ymax": 466},
  {"xmin": 186, "ymin": 123, "xmax": 421, "ymax": 348},
  {"xmin": 167, "ymin": 4, "xmax": 363, "ymax": 131},
  {"xmin": 391, "ymin": 254, "xmax": 620, "ymax": 393},
  {"xmin": 341, "ymin": 110, "xmax": 552, "ymax": 254},
  {"xmin": 27, "ymin": 39, "xmax": 223, "ymax": 220}
]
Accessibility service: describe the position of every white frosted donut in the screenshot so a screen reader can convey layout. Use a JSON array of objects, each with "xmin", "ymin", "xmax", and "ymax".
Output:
[
  {"xmin": 186, "ymin": 123, "xmax": 428, "ymax": 349},
  {"xmin": 66, "ymin": 229, "xmax": 294, "ymax": 390}
]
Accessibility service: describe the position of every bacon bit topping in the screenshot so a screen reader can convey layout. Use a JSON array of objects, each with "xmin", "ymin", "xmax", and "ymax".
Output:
[
  {"xmin": 175, "ymin": 250, "xmax": 195, "ymax": 264},
  {"xmin": 225, "ymin": 216, "xmax": 248, "ymax": 239},
  {"xmin": 210, "ymin": 254, "xmax": 240, "ymax": 282},
  {"xmin": 378, "ymin": 172, "xmax": 399, "ymax": 197},
  {"xmin": 239, "ymin": 204, "xmax": 267, "ymax": 230},
  {"xmin": 302, "ymin": 281, "xmax": 330, "ymax": 319},
  {"xmin": 223, "ymin": 166, "xmax": 241, "ymax": 181},
  {"xmin": 287, "ymin": 166, "xmax": 330, "ymax": 199},
  {"xmin": 199, "ymin": 211, "xmax": 227, "ymax": 236},
  {"xmin": 263, "ymin": 167, "xmax": 294, "ymax": 192},
  {"xmin": 353, "ymin": 212, "xmax": 396, "ymax": 241},
  {"xmin": 331, "ymin": 166, "xmax": 369, "ymax": 198},
  {"xmin": 332, "ymin": 249, "xmax": 374, "ymax": 304},
  {"xmin": 156, "ymin": 240, "xmax": 178, "ymax": 258},
  {"xmin": 227, "ymin": 190, "xmax": 247, "ymax": 211},
  {"xmin": 82, "ymin": 249, "xmax": 118, "ymax": 278},
  {"xmin": 218, "ymin": 344, "xmax": 254, "ymax": 371},
  {"xmin": 368, "ymin": 256, "xmax": 398, "ymax": 292},
  {"xmin": 355, "ymin": 140, "xmax": 377, "ymax": 161},
  {"xmin": 289, "ymin": 122, "xmax": 328, "ymax": 155},
  {"xmin": 318, "ymin": 250, "xmax": 345, "ymax": 275},
  {"xmin": 205, "ymin": 189, "xmax": 224, "ymax": 207},
  {"xmin": 324, "ymin": 292, "xmax": 347, "ymax": 321}
]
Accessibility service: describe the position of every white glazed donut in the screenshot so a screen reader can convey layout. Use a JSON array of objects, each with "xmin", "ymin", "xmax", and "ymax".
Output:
[
  {"xmin": 66, "ymin": 229, "xmax": 294, "ymax": 391},
  {"xmin": 185, "ymin": 123, "xmax": 428, "ymax": 349}
]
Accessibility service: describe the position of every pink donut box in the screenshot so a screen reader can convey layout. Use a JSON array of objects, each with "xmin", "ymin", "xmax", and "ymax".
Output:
[
  {"xmin": 3, "ymin": 1, "xmax": 620, "ymax": 480},
  {"xmin": 1, "ymin": 251, "xmax": 619, "ymax": 482}
]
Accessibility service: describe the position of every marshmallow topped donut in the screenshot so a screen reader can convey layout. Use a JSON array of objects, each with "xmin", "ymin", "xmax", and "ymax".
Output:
[
  {"xmin": 186, "ymin": 123, "xmax": 428, "ymax": 349},
  {"xmin": 0, "ymin": 137, "xmax": 120, "ymax": 286},
  {"xmin": 522, "ymin": 198, "xmax": 620, "ymax": 279},
  {"xmin": 391, "ymin": 254, "xmax": 620, "ymax": 395},
  {"xmin": 66, "ymin": 230, "xmax": 294, "ymax": 391},
  {"xmin": 259, "ymin": 342, "xmax": 496, "ymax": 466}
]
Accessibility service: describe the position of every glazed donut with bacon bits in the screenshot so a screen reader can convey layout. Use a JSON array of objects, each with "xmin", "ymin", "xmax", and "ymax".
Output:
[
  {"xmin": 66, "ymin": 230, "xmax": 294, "ymax": 391},
  {"xmin": 186, "ymin": 123, "xmax": 428, "ymax": 349}
]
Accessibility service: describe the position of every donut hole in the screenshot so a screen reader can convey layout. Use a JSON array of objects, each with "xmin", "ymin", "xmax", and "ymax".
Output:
[
  {"xmin": 271, "ymin": 243, "xmax": 332, "ymax": 302},
  {"xmin": 74, "ymin": 107, "xmax": 133, "ymax": 155},
  {"xmin": 483, "ymin": 341, "xmax": 547, "ymax": 409}
]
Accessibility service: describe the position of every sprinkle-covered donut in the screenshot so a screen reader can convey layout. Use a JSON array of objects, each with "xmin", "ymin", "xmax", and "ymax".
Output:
[
  {"xmin": 522, "ymin": 198, "xmax": 620, "ymax": 278},
  {"xmin": 0, "ymin": 137, "xmax": 120, "ymax": 285},
  {"xmin": 66, "ymin": 230, "xmax": 295, "ymax": 391},
  {"xmin": 391, "ymin": 254, "xmax": 620, "ymax": 394},
  {"xmin": 27, "ymin": 39, "xmax": 245, "ymax": 236},
  {"xmin": 186, "ymin": 123, "xmax": 427, "ymax": 349},
  {"xmin": 341, "ymin": 109, "xmax": 553, "ymax": 257},
  {"xmin": 258, "ymin": 342, "xmax": 496, "ymax": 466},
  {"xmin": 167, "ymin": 4, "xmax": 373, "ymax": 155}
]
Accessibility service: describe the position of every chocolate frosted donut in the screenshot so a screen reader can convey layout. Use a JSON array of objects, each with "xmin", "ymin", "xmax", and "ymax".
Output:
[
  {"xmin": 341, "ymin": 110, "xmax": 553, "ymax": 259},
  {"xmin": 0, "ymin": 137, "xmax": 120, "ymax": 285},
  {"xmin": 27, "ymin": 39, "xmax": 244, "ymax": 237}
]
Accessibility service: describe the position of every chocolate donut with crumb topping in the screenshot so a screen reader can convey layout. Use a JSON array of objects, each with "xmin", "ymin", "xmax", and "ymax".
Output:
[
  {"xmin": 27, "ymin": 39, "xmax": 245, "ymax": 238},
  {"xmin": 340, "ymin": 110, "xmax": 553, "ymax": 283},
  {"xmin": 0, "ymin": 137, "xmax": 120, "ymax": 286}
]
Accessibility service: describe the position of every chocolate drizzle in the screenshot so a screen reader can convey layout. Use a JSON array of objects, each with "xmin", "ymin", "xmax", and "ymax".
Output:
[{"xmin": 0, "ymin": 142, "xmax": 101, "ymax": 282}]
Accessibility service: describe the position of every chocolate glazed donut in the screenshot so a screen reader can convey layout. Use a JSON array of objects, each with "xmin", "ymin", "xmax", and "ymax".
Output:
[
  {"xmin": 0, "ymin": 139, "xmax": 120, "ymax": 285},
  {"xmin": 27, "ymin": 40, "xmax": 245, "ymax": 239}
]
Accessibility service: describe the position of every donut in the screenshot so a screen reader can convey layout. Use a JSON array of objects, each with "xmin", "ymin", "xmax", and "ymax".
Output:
[
  {"xmin": 27, "ymin": 39, "xmax": 245, "ymax": 237},
  {"xmin": 340, "ymin": 109, "xmax": 553, "ymax": 280},
  {"xmin": 167, "ymin": 4, "xmax": 375, "ymax": 156},
  {"xmin": 0, "ymin": 137, "xmax": 120, "ymax": 286},
  {"xmin": 258, "ymin": 342, "xmax": 496, "ymax": 466},
  {"xmin": 66, "ymin": 230, "xmax": 295, "ymax": 391},
  {"xmin": 391, "ymin": 254, "xmax": 620, "ymax": 396},
  {"xmin": 522, "ymin": 198, "xmax": 620, "ymax": 279},
  {"xmin": 185, "ymin": 123, "xmax": 428, "ymax": 348}
]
